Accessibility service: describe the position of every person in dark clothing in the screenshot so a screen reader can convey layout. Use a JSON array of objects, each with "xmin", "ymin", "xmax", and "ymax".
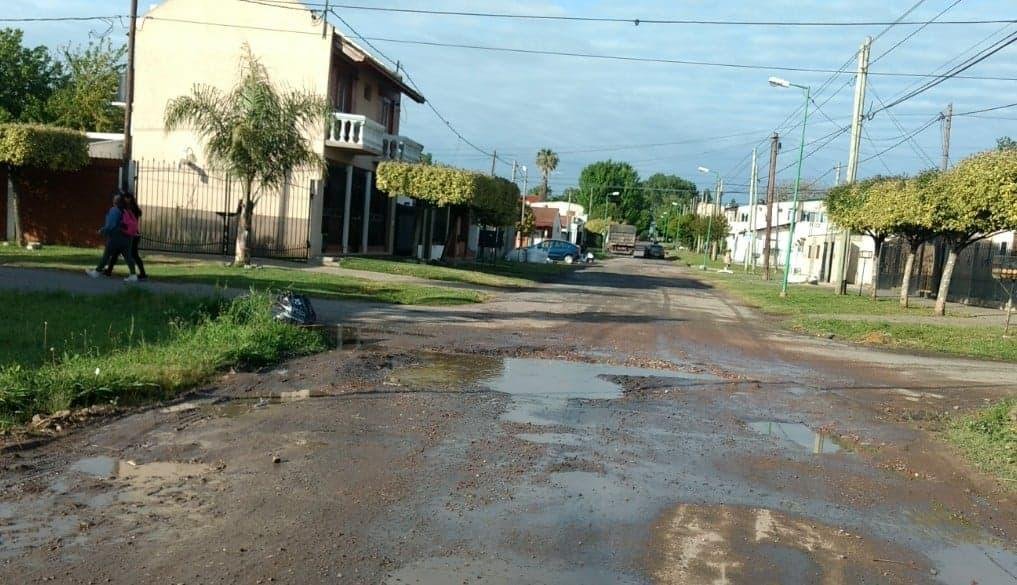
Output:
[
  {"xmin": 86, "ymin": 193, "xmax": 137, "ymax": 282},
  {"xmin": 102, "ymin": 192, "xmax": 147, "ymax": 280}
]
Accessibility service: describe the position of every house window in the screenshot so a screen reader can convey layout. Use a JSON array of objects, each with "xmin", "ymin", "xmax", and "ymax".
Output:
[
  {"xmin": 333, "ymin": 73, "xmax": 354, "ymax": 113},
  {"xmin": 363, "ymin": 84, "xmax": 373, "ymax": 101}
]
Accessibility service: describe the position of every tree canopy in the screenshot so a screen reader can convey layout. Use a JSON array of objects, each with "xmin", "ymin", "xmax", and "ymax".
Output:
[
  {"xmin": 578, "ymin": 160, "xmax": 643, "ymax": 226},
  {"xmin": 0, "ymin": 123, "xmax": 89, "ymax": 170},
  {"xmin": 376, "ymin": 161, "xmax": 520, "ymax": 226},
  {"xmin": 45, "ymin": 37, "xmax": 126, "ymax": 132},
  {"xmin": 535, "ymin": 148, "xmax": 559, "ymax": 201},
  {"xmin": 932, "ymin": 148, "xmax": 1017, "ymax": 238},
  {"xmin": 0, "ymin": 28, "xmax": 62, "ymax": 123}
]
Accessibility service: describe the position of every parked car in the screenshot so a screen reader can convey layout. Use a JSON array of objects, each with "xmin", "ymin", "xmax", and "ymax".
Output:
[
  {"xmin": 644, "ymin": 243, "xmax": 665, "ymax": 259},
  {"xmin": 504, "ymin": 239, "xmax": 581, "ymax": 264}
]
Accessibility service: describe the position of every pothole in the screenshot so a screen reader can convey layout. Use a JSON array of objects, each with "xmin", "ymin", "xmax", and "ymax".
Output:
[{"xmin": 748, "ymin": 421, "xmax": 842, "ymax": 454}]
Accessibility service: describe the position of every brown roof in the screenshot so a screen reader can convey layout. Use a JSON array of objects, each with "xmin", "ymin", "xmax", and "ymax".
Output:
[{"xmin": 532, "ymin": 207, "xmax": 559, "ymax": 228}]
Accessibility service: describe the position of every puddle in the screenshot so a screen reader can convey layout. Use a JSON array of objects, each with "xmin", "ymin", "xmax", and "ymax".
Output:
[
  {"xmin": 387, "ymin": 353, "xmax": 504, "ymax": 389},
  {"xmin": 384, "ymin": 555, "xmax": 640, "ymax": 585},
  {"xmin": 749, "ymin": 421, "xmax": 841, "ymax": 454},
  {"xmin": 927, "ymin": 543, "xmax": 1017, "ymax": 584},
  {"xmin": 516, "ymin": 432, "xmax": 584, "ymax": 446},
  {"xmin": 312, "ymin": 325, "xmax": 376, "ymax": 351},
  {"xmin": 71, "ymin": 456, "xmax": 210, "ymax": 481}
]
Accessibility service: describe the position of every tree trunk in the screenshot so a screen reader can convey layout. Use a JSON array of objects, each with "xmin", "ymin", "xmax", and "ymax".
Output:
[
  {"xmin": 8, "ymin": 169, "xmax": 23, "ymax": 246},
  {"xmin": 234, "ymin": 180, "xmax": 254, "ymax": 266},
  {"xmin": 934, "ymin": 248, "xmax": 959, "ymax": 316},
  {"xmin": 870, "ymin": 237, "xmax": 884, "ymax": 300},
  {"xmin": 899, "ymin": 240, "xmax": 919, "ymax": 308}
]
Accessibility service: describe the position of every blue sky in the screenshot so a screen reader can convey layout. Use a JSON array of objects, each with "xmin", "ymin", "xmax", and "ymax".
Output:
[{"xmin": 9, "ymin": 0, "xmax": 1017, "ymax": 199}]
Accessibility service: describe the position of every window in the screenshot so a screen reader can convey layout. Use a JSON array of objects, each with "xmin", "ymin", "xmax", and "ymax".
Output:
[{"xmin": 363, "ymin": 84, "xmax": 373, "ymax": 101}]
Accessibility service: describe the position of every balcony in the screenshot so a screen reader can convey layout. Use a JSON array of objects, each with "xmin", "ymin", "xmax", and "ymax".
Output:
[{"xmin": 327, "ymin": 112, "xmax": 424, "ymax": 163}]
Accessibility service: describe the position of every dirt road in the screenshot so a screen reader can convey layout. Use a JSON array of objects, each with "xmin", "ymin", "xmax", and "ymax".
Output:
[{"xmin": 2, "ymin": 258, "xmax": 1015, "ymax": 584}]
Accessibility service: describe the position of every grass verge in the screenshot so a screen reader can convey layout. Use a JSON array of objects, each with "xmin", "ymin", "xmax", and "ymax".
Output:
[
  {"xmin": 0, "ymin": 290, "xmax": 325, "ymax": 429},
  {"xmin": 0, "ymin": 245, "xmax": 484, "ymax": 305},
  {"xmin": 947, "ymin": 400, "xmax": 1017, "ymax": 487}
]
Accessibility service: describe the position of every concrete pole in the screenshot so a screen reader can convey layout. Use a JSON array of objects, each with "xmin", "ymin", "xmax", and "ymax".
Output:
[
  {"xmin": 745, "ymin": 148, "xmax": 758, "ymax": 271},
  {"xmin": 762, "ymin": 133, "xmax": 780, "ymax": 280},
  {"xmin": 941, "ymin": 103, "xmax": 953, "ymax": 171},
  {"xmin": 361, "ymin": 170, "xmax": 372, "ymax": 253},
  {"xmin": 341, "ymin": 164, "xmax": 353, "ymax": 253},
  {"xmin": 121, "ymin": 0, "xmax": 138, "ymax": 194},
  {"xmin": 835, "ymin": 36, "xmax": 871, "ymax": 294}
]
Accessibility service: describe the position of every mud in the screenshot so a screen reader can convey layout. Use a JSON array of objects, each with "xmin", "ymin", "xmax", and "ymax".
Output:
[{"xmin": 1, "ymin": 257, "xmax": 1016, "ymax": 584}]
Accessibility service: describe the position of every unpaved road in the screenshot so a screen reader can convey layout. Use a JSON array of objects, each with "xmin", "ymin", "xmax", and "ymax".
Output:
[{"xmin": 2, "ymin": 258, "xmax": 1016, "ymax": 584}]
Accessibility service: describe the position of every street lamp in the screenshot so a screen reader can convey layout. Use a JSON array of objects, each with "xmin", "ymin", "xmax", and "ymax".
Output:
[
  {"xmin": 601, "ymin": 190, "xmax": 620, "ymax": 219},
  {"xmin": 769, "ymin": 76, "xmax": 811, "ymax": 298},
  {"xmin": 518, "ymin": 165, "xmax": 529, "ymax": 245},
  {"xmin": 670, "ymin": 201, "xmax": 680, "ymax": 246},
  {"xmin": 698, "ymin": 166, "xmax": 721, "ymax": 270}
]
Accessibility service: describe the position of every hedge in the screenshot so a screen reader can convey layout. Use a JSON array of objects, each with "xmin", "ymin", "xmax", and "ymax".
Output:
[
  {"xmin": 0, "ymin": 123, "xmax": 90, "ymax": 171},
  {"xmin": 376, "ymin": 161, "xmax": 520, "ymax": 226}
]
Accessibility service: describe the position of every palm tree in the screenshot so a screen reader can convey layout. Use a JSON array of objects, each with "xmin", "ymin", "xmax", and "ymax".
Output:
[
  {"xmin": 535, "ymin": 148, "xmax": 559, "ymax": 201},
  {"xmin": 164, "ymin": 44, "xmax": 328, "ymax": 266}
]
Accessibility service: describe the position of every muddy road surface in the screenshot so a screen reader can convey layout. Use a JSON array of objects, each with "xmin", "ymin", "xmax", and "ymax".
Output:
[{"xmin": 2, "ymin": 258, "xmax": 1015, "ymax": 584}]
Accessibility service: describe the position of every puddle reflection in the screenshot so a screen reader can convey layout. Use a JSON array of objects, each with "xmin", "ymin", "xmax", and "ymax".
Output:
[{"xmin": 749, "ymin": 421, "xmax": 841, "ymax": 454}]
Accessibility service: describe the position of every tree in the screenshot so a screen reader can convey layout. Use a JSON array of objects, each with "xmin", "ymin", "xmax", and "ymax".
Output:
[
  {"xmin": 45, "ymin": 37, "xmax": 126, "ymax": 132},
  {"xmin": 0, "ymin": 28, "xmax": 63, "ymax": 122},
  {"xmin": 418, "ymin": 151, "xmax": 434, "ymax": 165},
  {"xmin": 535, "ymin": 148, "xmax": 559, "ymax": 201},
  {"xmin": 888, "ymin": 170, "xmax": 938, "ymax": 308},
  {"xmin": 997, "ymin": 136, "xmax": 1017, "ymax": 151},
  {"xmin": 578, "ymin": 160, "xmax": 642, "ymax": 227},
  {"xmin": 517, "ymin": 205, "xmax": 535, "ymax": 238},
  {"xmin": 929, "ymin": 149, "xmax": 1017, "ymax": 316},
  {"xmin": 164, "ymin": 45, "xmax": 328, "ymax": 266},
  {"xmin": 0, "ymin": 124, "xmax": 89, "ymax": 244},
  {"xmin": 827, "ymin": 176, "xmax": 900, "ymax": 300},
  {"xmin": 641, "ymin": 173, "xmax": 697, "ymax": 211}
]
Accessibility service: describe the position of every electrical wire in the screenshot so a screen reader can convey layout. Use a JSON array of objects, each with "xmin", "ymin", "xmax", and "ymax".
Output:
[
  {"xmin": 955, "ymin": 102, "xmax": 1017, "ymax": 116},
  {"xmin": 870, "ymin": 0, "xmax": 963, "ymax": 63},
  {"xmin": 859, "ymin": 115, "xmax": 941, "ymax": 163},
  {"xmin": 867, "ymin": 83, "xmax": 937, "ymax": 167},
  {"xmin": 242, "ymin": 1, "xmax": 1016, "ymax": 27}
]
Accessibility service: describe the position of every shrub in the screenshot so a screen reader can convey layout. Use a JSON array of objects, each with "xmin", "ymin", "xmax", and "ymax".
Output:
[
  {"xmin": 0, "ymin": 123, "xmax": 90, "ymax": 170},
  {"xmin": 377, "ymin": 161, "xmax": 520, "ymax": 226}
]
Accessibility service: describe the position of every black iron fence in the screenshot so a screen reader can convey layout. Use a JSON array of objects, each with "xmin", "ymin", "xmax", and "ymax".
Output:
[
  {"xmin": 879, "ymin": 236, "xmax": 1015, "ymax": 307},
  {"xmin": 133, "ymin": 160, "xmax": 316, "ymax": 261}
]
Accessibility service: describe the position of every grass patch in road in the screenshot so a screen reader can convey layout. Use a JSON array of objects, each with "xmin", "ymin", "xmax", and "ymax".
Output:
[
  {"xmin": 947, "ymin": 400, "xmax": 1017, "ymax": 487},
  {"xmin": 793, "ymin": 318, "xmax": 1017, "ymax": 362},
  {"xmin": 0, "ymin": 290, "xmax": 325, "ymax": 429},
  {"xmin": 0, "ymin": 245, "xmax": 484, "ymax": 306}
]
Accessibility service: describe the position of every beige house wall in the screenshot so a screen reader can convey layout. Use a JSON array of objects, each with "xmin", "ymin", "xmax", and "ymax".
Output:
[{"xmin": 132, "ymin": 0, "xmax": 333, "ymax": 166}]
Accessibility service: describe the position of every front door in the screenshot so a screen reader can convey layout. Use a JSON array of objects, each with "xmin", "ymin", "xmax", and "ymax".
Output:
[{"xmin": 322, "ymin": 164, "xmax": 348, "ymax": 254}]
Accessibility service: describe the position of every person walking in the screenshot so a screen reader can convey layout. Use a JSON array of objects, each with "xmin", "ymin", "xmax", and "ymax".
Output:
[
  {"xmin": 86, "ymin": 193, "xmax": 137, "ymax": 282},
  {"xmin": 103, "ymin": 193, "xmax": 147, "ymax": 280}
]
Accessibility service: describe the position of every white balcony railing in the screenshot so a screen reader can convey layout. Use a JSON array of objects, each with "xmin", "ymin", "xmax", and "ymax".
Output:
[{"xmin": 327, "ymin": 112, "xmax": 423, "ymax": 162}]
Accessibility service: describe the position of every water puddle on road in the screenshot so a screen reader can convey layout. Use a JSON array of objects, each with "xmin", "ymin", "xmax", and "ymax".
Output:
[
  {"xmin": 71, "ymin": 456, "xmax": 210, "ymax": 481},
  {"xmin": 927, "ymin": 544, "xmax": 1017, "ymax": 584},
  {"xmin": 388, "ymin": 352, "xmax": 699, "ymax": 426},
  {"xmin": 748, "ymin": 421, "xmax": 841, "ymax": 454}
]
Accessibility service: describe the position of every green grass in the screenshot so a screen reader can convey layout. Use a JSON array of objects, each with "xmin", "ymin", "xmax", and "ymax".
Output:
[
  {"xmin": 947, "ymin": 400, "xmax": 1017, "ymax": 487},
  {"xmin": 793, "ymin": 318, "xmax": 1017, "ymax": 362},
  {"xmin": 0, "ymin": 245, "xmax": 484, "ymax": 306},
  {"xmin": 338, "ymin": 256, "xmax": 575, "ymax": 288},
  {"xmin": 0, "ymin": 290, "xmax": 325, "ymax": 429}
]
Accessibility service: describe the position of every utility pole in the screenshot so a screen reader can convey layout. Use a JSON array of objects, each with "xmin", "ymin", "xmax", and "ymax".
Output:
[
  {"xmin": 744, "ymin": 148, "xmax": 758, "ymax": 271},
  {"xmin": 834, "ymin": 162, "xmax": 842, "ymax": 186},
  {"xmin": 941, "ymin": 103, "xmax": 953, "ymax": 171},
  {"xmin": 762, "ymin": 133, "xmax": 780, "ymax": 280},
  {"xmin": 835, "ymin": 36, "xmax": 871, "ymax": 295},
  {"xmin": 322, "ymin": 0, "xmax": 330, "ymax": 37},
  {"xmin": 121, "ymin": 0, "xmax": 138, "ymax": 194},
  {"xmin": 490, "ymin": 149, "xmax": 497, "ymax": 177}
]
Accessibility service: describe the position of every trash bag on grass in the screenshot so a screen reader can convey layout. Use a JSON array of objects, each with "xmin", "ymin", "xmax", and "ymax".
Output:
[{"xmin": 272, "ymin": 292, "xmax": 317, "ymax": 325}]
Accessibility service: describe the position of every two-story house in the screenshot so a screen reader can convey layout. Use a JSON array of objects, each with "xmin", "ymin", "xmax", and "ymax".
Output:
[{"xmin": 131, "ymin": 0, "xmax": 426, "ymax": 260}]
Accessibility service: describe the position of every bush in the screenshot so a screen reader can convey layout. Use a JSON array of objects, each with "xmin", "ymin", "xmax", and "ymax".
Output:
[
  {"xmin": 0, "ymin": 123, "xmax": 90, "ymax": 170},
  {"xmin": 377, "ymin": 161, "xmax": 520, "ymax": 226}
]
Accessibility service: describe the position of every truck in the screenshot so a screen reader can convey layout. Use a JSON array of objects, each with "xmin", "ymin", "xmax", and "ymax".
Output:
[{"xmin": 605, "ymin": 223, "xmax": 637, "ymax": 255}]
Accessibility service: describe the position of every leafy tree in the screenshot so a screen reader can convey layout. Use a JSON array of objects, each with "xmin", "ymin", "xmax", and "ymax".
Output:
[
  {"xmin": 517, "ymin": 205, "xmax": 535, "ymax": 237},
  {"xmin": 670, "ymin": 212, "xmax": 729, "ymax": 250},
  {"xmin": 584, "ymin": 218, "xmax": 609, "ymax": 235},
  {"xmin": 888, "ymin": 170, "xmax": 938, "ymax": 308},
  {"xmin": 535, "ymin": 148, "xmax": 558, "ymax": 201},
  {"xmin": 827, "ymin": 176, "xmax": 901, "ymax": 299},
  {"xmin": 997, "ymin": 136, "xmax": 1017, "ymax": 151},
  {"xmin": 45, "ymin": 37, "xmax": 126, "ymax": 132},
  {"xmin": 578, "ymin": 160, "xmax": 642, "ymax": 227},
  {"xmin": 164, "ymin": 45, "xmax": 329, "ymax": 266},
  {"xmin": 641, "ymin": 173, "xmax": 697, "ymax": 211},
  {"xmin": 929, "ymin": 149, "xmax": 1017, "ymax": 316},
  {"xmin": 0, "ymin": 124, "xmax": 89, "ymax": 244},
  {"xmin": 418, "ymin": 151, "xmax": 434, "ymax": 165},
  {"xmin": 0, "ymin": 29, "xmax": 63, "ymax": 122}
]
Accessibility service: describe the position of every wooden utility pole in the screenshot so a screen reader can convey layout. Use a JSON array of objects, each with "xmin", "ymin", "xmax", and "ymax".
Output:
[
  {"xmin": 490, "ymin": 149, "xmax": 497, "ymax": 176},
  {"xmin": 121, "ymin": 0, "xmax": 138, "ymax": 193},
  {"xmin": 941, "ymin": 103, "xmax": 953, "ymax": 171},
  {"xmin": 762, "ymin": 133, "xmax": 780, "ymax": 280}
]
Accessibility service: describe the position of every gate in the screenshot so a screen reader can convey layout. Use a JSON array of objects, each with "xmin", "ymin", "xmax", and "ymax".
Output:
[{"xmin": 133, "ymin": 160, "xmax": 315, "ymax": 261}]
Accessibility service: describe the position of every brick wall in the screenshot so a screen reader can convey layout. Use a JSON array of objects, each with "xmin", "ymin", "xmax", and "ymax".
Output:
[{"xmin": 9, "ymin": 159, "xmax": 120, "ymax": 247}]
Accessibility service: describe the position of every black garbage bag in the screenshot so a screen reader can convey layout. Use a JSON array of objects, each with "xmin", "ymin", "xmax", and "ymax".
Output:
[{"xmin": 272, "ymin": 292, "xmax": 317, "ymax": 325}]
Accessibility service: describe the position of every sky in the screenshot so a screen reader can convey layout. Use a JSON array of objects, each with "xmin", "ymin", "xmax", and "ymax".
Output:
[{"xmin": 8, "ymin": 0, "xmax": 1017, "ymax": 201}]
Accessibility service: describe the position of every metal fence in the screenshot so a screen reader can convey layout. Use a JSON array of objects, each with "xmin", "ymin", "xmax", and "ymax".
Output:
[
  {"xmin": 133, "ymin": 160, "xmax": 315, "ymax": 261},
  {"xmin": 879, "ymin": 237, "xmax": 1015, "ymax": 307}
]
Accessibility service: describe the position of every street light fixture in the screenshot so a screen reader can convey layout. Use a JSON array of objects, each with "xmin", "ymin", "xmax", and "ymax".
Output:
[
  {"xmin": 769, "ymin": 76, "xmax": 811, "ymax": 298},
  {"xmin": 698, "ymin": 166, "xmax": 721, "ymax": 270},
  {"xmin": 601, "ymin": 190, "xmax": 620, "ymax": 219}
]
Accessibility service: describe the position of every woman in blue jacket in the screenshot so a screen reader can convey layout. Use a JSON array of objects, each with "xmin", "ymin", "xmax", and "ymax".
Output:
[{"xmin": 86, "ymin": 193, "xmax": 137, "ymax": 282}]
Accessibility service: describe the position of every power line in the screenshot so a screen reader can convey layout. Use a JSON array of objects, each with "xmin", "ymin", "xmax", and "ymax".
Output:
[
  {"xmin": 870, "ymin": 0, "xmax": 964, "ymax": 64},
  {"xmin": 356, "ymin": 35, "xmax": 1017, "ymax": 80},
  {"xmin": 955, "ymin": 102, "xmax": 1017, "ymax": 116},
  {"xmin": 871, "ymin": 30, "xmax": 1017, "ymax": 116},
  {"xmin": 0, "ymin": 15, "xmax": 126, "ymax": 22},
  {"xmin": 244, "ymin": 1, "xmax": 1017, "ymax": 27},
  {"xmin": 867, "ymin": 83, "xmax": 937, "ymax": 167},
  {"xmin": 860, "ymin": 115, "xmax": 941, "ymax": 163}
]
